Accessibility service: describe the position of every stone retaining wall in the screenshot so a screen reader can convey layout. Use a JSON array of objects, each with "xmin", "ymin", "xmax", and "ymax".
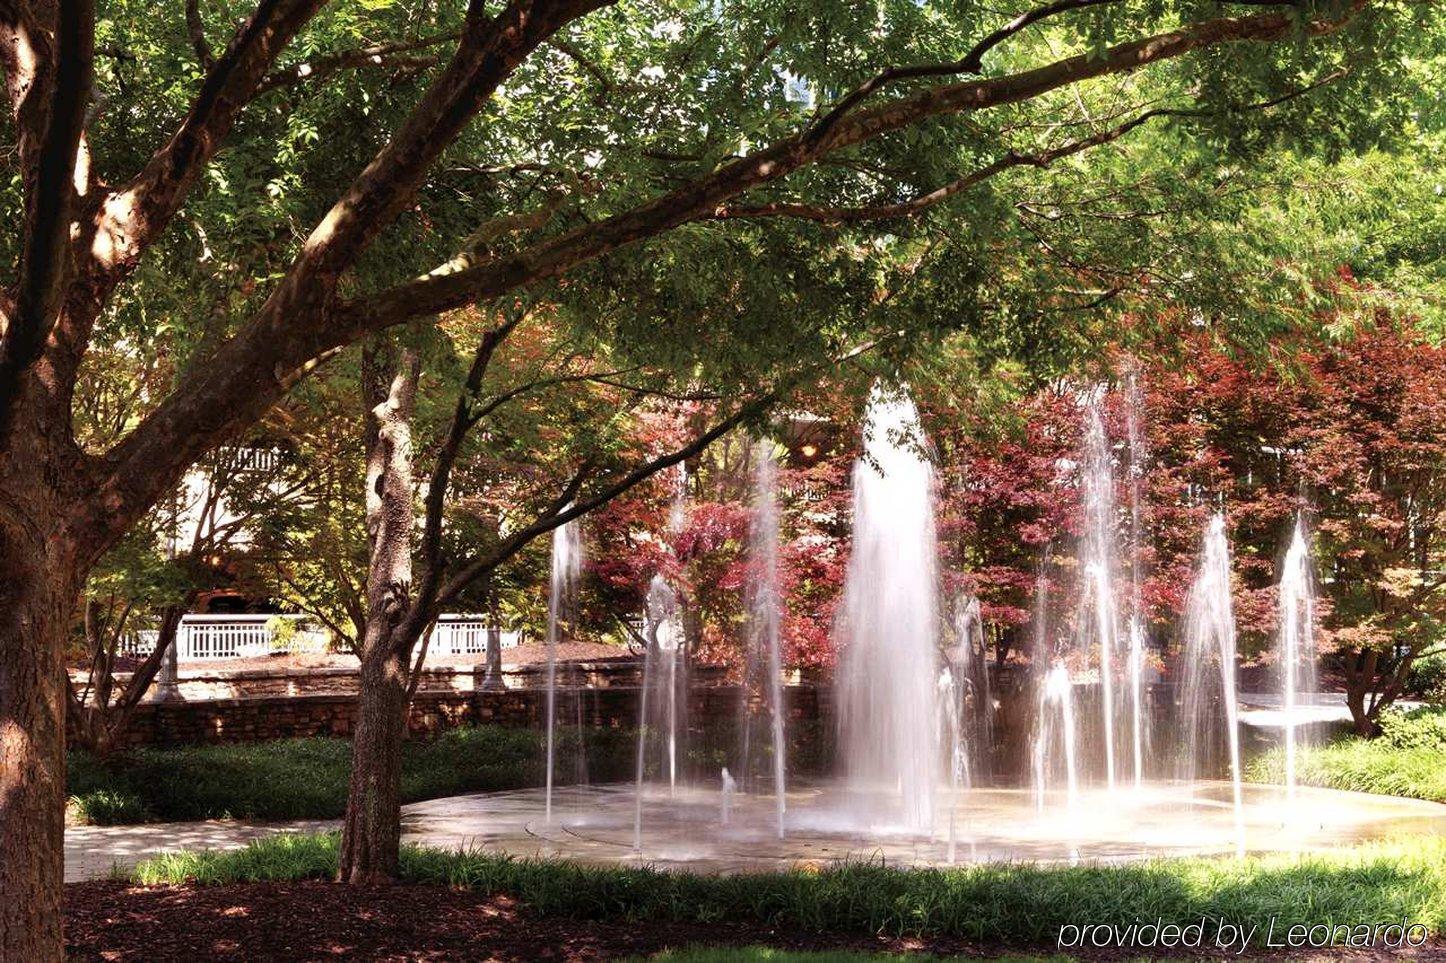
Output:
[
  {"xmin": 112, "ymin": 684, "xmax": 827, "ymax": 749},
  {"xmin": 87, "ymin": 659, "xmax": 730, "ymax": 702}
]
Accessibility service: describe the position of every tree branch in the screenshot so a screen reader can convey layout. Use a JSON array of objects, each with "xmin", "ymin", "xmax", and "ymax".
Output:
[
  {"xmin": 81, "ymin": 0, "xmax": 1367, "ymax": 558},
  {"xmin": 802, "ymin": 0, "xmax": 1124, "ymax": 150},
  {"xmin": 84, "ymin": 0, "xmax": 330, "ymax": 287},
  {"xmin": 81, "ymin": 0, "xmax": 614, "ymax": 554},
  {"xmin": 713, "ymin": 71, "xmax": 1346, "ymax": 224},
  {"xmin": 340, "ymin": 3, "xmax": 1364, "ymax": 332},
  {"xmin": 254, "ymin": 31, "xmax": 459, "ymax": 93},
  {"xmin": 0, "ymin": 0, "xmax": 92, "ymax": 435},
  {"xmin": 432, "ymin": 392, "xmax": 772, "ymax": 610},
  {"xmin": 185, "ymin": 0, "xmax": 215, "ymax": 71}
]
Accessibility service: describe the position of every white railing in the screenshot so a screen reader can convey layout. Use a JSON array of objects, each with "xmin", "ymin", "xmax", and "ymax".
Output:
[
  {"xmin": 430, "ymin": 617, "xmax": 521, "ymax": 656},
  {"xmin": 123, "ymin": 615, "xmax": 320, "ymax": 661},
  {"xmin": 120, "ymin": 613, "xmax": 517, "ymax": 661}
]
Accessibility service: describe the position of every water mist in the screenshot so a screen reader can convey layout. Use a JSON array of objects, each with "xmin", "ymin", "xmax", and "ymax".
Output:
[
  {"xmin": 836, "ymin": 385, "xmax": 940, "ymax": 830},
  {"xmin": 1278, "ymin": 514, "xmax": 1318, "ymax": 804},
  {"xmin": 544, "ymin": 518, "xmax": 583, "ymax": 823},
  {"xmin": 1179, "ymin": 513, "xmax": 1244, "ymax": 855}
]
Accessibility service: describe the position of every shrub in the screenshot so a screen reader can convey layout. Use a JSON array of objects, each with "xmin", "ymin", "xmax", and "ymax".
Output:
[
  {"xmin": 1377, "ymin": 706, "xmax": 1446, "ymax": 752},
  {"xmin": 1247, "ymin": 712, "xmax": 1446, "ymax": 804},
  {"xmin": 67, "ymin": 724, "xmax": 639, "ymax": 825},
  {"xmin": 68, "ymin": 788, "xmax": 149, "ymax": 825}
]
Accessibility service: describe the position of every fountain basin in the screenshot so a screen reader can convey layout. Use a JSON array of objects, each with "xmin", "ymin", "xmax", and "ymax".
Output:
[{"xmin": 400, "ymin": 781, "xmax": 1446, "ymax": 874}]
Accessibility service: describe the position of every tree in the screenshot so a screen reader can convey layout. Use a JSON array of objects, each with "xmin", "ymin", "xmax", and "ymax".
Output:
[{"xmin": 0, "ymin": 0, "xmax": 1419, "ymax": 952}]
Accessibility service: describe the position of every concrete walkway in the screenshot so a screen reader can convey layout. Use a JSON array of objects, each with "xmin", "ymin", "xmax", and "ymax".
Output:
[{"xmin": 65, "ymin": 818, "xmax": 338, "ymax": 882}]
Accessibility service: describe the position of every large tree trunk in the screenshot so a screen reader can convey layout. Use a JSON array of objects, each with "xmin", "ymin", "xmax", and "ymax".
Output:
[
  {"xmin": 338, "ymin": 344, "xmax": 420, "ymax": 883},
  {"xmin": 0, "ymin": 473, "xmax": 78, "ymax": 962},
  {"xmin": 338, "ymin": 621, "xmax": 413, "ymax": 882}
]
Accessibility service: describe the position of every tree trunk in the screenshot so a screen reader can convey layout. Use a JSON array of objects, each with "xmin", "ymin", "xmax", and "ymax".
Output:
[
  {"xmin": 0, "ymin": 484, "xmax": 77, "ymax": 962},
  {"xmin": 338, "ymin": 623, "xmax": 412, "ymax": 882},
  {"xmin": 1344, "ymin": 647, "xmax": 1381, "ymax": 737},
  {"xmin": 338, "ymin": 344, "xmax": 420, "ymax": 883}
]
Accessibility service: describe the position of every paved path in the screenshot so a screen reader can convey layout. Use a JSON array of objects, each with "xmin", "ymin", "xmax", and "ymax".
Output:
[{"xmin": 65, "ymin": 818, "xmax": 338, "ymax": 882}]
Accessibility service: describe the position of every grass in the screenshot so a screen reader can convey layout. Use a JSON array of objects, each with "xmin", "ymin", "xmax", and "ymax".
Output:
[
  {"xmin": 131, "ymin": 832, "xmax": 1446, "ymax": 946},
  {"xmin": 1246, "ymin": 706, "xmax": 1446, "ymax": 804},
  {"xmin": 68, "ymin": 724, "xmax": 635, "ymax": 825}
]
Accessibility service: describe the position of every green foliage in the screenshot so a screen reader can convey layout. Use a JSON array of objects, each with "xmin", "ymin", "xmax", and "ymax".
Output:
[
  {"xmin": 132, "ymin": 832, "xmax": 341, "ymax": 886},
  {"xmin": 133, "ymin": 833, "xmax": 1446, "ymax": 945},
  {"xmin": 1408, "ymin": 648, "xmax": 1446, "ymax": 704},
  {"xmin": 66, "ymin": 725, "xmax": 636, "ymax": 825},
  {"xmin": 1247, "ymin": 712, "xmax": 1446, "ymax": 803},
  {"xmin": 67, "ymin": 788, "xmax": 149, "ymax": 826},
  {"xmin": 1378, "ymin": 707, "xmax": 1446, "ymax": 754}
]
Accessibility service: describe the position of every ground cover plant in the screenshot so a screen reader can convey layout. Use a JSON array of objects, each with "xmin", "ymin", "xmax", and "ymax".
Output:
[
  {"xmin": 1246, "ymin": 708, "xmax": 1446, "ymax": 804},
  {"xmin": 130, "ymin": 832, "xmax": 1446, "ymax": 947},
  {"xmin": 68, "ymin": 717, "xmax": 829, "ymax": 825},
  {"xmin": 67, "ymin": 724, "xmax": 635, "ymax": 824}
]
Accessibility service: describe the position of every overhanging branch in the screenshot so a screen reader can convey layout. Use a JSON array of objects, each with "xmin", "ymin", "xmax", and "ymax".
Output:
[{"xmin": 713, "ymin": 70, "xmax": 1347, "ymax": 224}]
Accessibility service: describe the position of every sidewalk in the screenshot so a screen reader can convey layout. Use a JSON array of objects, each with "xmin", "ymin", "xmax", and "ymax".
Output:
[{"xmin": 65, "ymin": 817, "xmax": 338, "ymax": 882}]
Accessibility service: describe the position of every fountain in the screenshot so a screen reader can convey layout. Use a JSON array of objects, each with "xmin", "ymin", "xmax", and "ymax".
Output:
[
  {"xmin": 1123, "ymin": 371, "xmax": 1149, "ymax": 790},
  {"xmin": 740, "ymin": 439, "xmax": 788, "ymax": 838},
  {"xmin": 634, "ymin": 574, "xmax": 685, "ymax": 851},
  {"xmin": 544, "ymin": 518, "xmax": 583, "ymax": 823},
  {"xmin": 1034, "ymin": 661, "xmax": 1080, "ymax": 810},
  {"xmin": 835, "ymin": 385, "xmax": 940, "ymax": 830},
  {"xmin": 1278, "ymin": 514, "xmax": 1318, "ymax": 804},
  {"xmin": 404, "ymin": 386, "xmax": 1446, "ymax": 877},
  {"xmin": 720, "ymin": 767, "xmax": 736, "ymax": 826},
  {"xmin": 1078, "ymin": 401, "xmax": 1123, "ymax": 789},
  {"xmin": 950, "ymin": 591, "xmax": 993, "ymax": 778},
  {"xmin": 1179, "ymin": 513, "xmax": 1245, "ymax": 855}
]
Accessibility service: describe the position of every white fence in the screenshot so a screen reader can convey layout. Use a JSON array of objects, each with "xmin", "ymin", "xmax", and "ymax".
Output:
[
  {"xmin": 430, "ymin": 618, "xmax": 521, "ymax": 656},
  {"xmin": 122, "ymin": 614, "xmax": 518, "ymax": 661}
]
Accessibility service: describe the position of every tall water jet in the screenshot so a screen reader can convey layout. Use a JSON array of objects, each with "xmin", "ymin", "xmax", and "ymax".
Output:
[
  {"xmin": 1180, "ymin": 513, "xmax": 1244, "ymax": 854},
  {"xmin": 950, "ymin": 591, "xmax": 993, "ymax": 777},
  {"xmin": 938, "ymin": 667, "xmax": 965, "ymax": 861},
  {"xmin": 836, "ymin": 385, "xmax": 940, "ymax": 829},
  {"xmin": 1123, "ymin": 371, "xmax": 1149, "ymax": 789},
  {"xmin": 634, "ymin": 575, "xmax": 683, "ymax": 851},
  {"xmin": 544, "ymin": 518, "xmax": 583, "ymax": 823},
  {"xmin": 1078, "ymin": 401, "xmax": 1122, "ymax": 789},
  {"xmin": 1033, "ymin": 662, "xmax": 1079, "ymax": 810},
  {"xmin": 743, "ymin": 440, "xmax": 788, "ymax": 838},
  {"xmin": 1278, "ymin": 514, "xmax": 1317, "ymax": 804}
]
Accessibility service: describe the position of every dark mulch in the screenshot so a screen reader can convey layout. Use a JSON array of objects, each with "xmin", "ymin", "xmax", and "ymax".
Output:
[
  {"xmin": 65, "ymin": 880, "xmax": 964, "ymax": 962},
  {"xmin": 66, "ymin": 881, "xmax": 1446, "ymax": 962}
]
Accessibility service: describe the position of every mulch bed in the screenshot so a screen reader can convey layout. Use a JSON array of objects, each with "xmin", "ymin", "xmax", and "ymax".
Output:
[
  {"xmin": 65, "ymin": 880, "xmax": 958, "ymax": 961},
  {"xmin": 66, "ymin": 880, "xmax": 1446, "ymax": 962}
]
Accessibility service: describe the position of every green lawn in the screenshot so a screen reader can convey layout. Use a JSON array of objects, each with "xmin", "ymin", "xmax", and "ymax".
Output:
[
  {"xmin": 1246, "ymin": 706, "xmax": 1446, "ymax": 803},
  {"xmin": 68, "ymin": 724, "xmax": 635, "ymax": 824},
  {"xmin": 131, "ymin": 832, "xmax": 1446, "ymax": 947}
]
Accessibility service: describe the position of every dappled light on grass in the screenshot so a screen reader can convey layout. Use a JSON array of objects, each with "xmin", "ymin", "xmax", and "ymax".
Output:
[{"xmin": 127, "ymin": 833, "xmax": 1446, "ymax": 946}]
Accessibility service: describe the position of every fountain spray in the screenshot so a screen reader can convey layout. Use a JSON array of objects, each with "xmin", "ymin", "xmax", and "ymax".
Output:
[
  {"xmin": 747, "ymin": 440, "xmax": 788, "ymax": 838},
  {"xmin": 1079, "ymin": 403, "xmax": 1121, "ymax": 790},
  {"xmin": 1124, "ymin": 369, "xmax": 1149, "ymax": 790},
  {"xmin": 1181, "ymin": 513, "xmax": 1245, "ymax": 856},
  {"xmin": 836, "ymin": 384, "xmax": 940, "ymax": 830},
  {"xmin": 544, "ymin": 518, "xmax": 582, "ymax": 824},
  {"xmin": 1278, "ymin": 514, "xmax": 1317, "ymax": 805}
]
